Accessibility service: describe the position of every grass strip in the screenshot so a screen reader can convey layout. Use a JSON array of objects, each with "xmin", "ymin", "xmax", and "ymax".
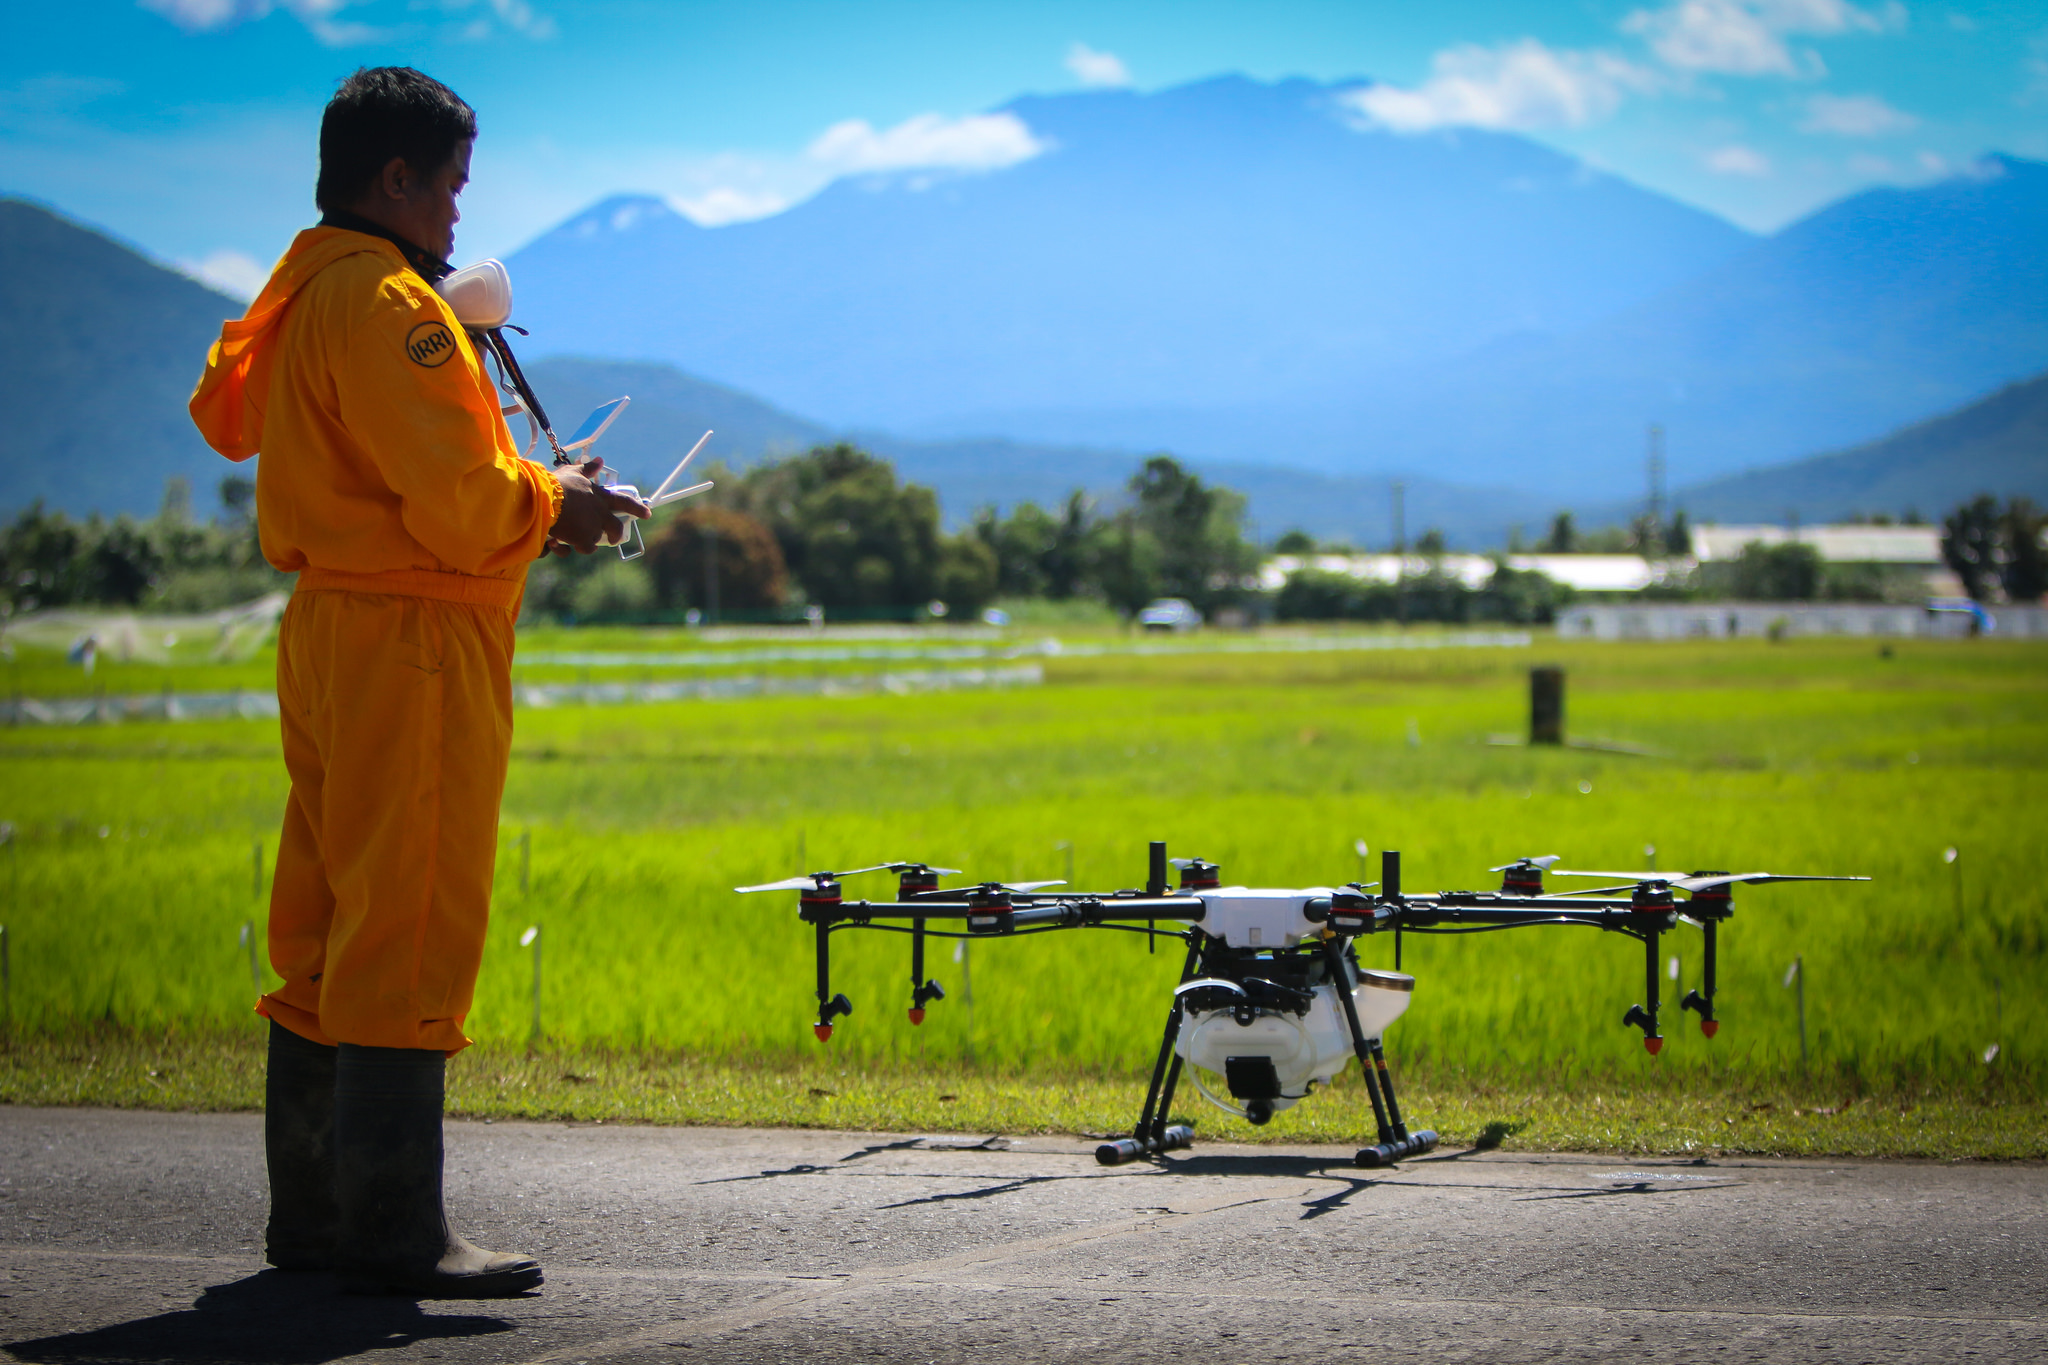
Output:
[{"xmin": 3, "ymin": 1028, "xmax": 2039, "ymax": 1162}]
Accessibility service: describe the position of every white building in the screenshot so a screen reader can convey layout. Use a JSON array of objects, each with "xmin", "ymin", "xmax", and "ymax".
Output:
[{"xmin": 1257, "ymin": 553, "xmax": 1682, "ymax": 595}]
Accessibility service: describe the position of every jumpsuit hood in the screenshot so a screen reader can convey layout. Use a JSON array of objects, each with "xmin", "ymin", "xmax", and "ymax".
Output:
[{"xmin": 190, "ymin": 226, "xmax": 417, "ymax": 462}]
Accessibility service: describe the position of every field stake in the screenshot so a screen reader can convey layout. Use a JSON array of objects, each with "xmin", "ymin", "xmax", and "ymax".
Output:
[
  {"xmin": 1944, "ymin": 846, "xmax": 1961, "ymax": 924},
  {"xmin": 239, "ymin": 920, "xmax": 260, "ymax": 993},
  {"xmin": 521, "ymin": 924, "xmax": 542, "ymax": 1051},
  {"xmin": 1783, "ymin": 955, "xmax": 1808, "ymax": 1070},
  {"xmin": 1, "ymin": 923, "xmax": 10, "ymax": 1036},
  {"xmin": 519, "ymin": 829, "xmax": 531, "ymax": 897}
]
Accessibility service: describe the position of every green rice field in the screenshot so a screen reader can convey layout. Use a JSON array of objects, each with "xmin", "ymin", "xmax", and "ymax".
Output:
[{"xmin": 0, "ymin": 626, "xmax": 2041, "ymax": 1156}]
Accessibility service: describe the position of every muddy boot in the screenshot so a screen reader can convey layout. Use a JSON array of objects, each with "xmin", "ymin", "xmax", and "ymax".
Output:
[
  {"xmin": 264, "ymin": 1019, "xmax": 338, "ymax": 1271},
  {"xmin": 333, "ymin": 1043, "xmax": 543, "ymax": 1298}
]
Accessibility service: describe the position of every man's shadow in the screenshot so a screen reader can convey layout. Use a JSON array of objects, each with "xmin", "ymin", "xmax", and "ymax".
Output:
[{"xmin": 6, "ymin": 1269, "xmax": 516, "ymax": 1364}]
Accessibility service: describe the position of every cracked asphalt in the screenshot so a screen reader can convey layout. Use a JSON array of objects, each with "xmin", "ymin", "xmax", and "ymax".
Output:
[{"xmin": 1, "ymin": 1106, "xmax": 2043, "ymax": 1363}]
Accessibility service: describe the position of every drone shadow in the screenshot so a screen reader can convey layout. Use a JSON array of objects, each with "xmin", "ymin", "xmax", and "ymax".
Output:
[
  {"xmin": 4, "ymin": 1269, "xmax": 516, "ymax": 1365},
  {"xmin": 1514, "ymin": 1180, "xmax": 1738, "ymax": 1203},
  {"xmin": 695, "ymin": 1135, "xmax": 1009, "ymax": 1185}
]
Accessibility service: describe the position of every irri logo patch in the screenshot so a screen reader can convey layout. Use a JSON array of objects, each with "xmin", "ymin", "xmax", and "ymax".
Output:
[{"xmin": 405, "ymin": 320, "xmax": 458, "ymax": 368}]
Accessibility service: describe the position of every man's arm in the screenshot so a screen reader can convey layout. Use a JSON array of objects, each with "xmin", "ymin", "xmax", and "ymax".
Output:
[{"xmin": 331, "ymin": 267, "xmax": 642, "ymax": 571}]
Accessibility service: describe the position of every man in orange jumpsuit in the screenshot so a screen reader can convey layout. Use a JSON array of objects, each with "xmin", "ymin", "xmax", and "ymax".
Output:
[{"xmin": 190, "ymin": 67, "xmax": 644, "ymax": 1298}]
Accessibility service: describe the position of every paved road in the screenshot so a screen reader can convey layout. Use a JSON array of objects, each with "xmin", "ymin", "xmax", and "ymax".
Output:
[{"xmin": 1, "ymin": 1107, "xmax": 2042, "ymax": 1363}]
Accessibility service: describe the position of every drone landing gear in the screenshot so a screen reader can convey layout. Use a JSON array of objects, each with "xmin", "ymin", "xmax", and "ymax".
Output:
[
  {"xmin": 1324, "ymin": 939, "xmax": 1438, "ymax": 1169},
  {"xmin": 1097, "ymin": 941, "xmax": 1201, "ymax": 1166}
]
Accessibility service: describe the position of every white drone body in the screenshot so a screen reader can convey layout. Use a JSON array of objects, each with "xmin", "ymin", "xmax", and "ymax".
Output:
[{"xmin": 1171, "ymin": 888, "xmax": 1413, "ymax": 1122}]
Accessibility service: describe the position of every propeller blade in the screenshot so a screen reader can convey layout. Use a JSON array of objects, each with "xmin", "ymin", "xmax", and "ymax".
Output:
[
  {"xmin": 1674, "ymin": 872, "xmax": 1871, "ymax": 893},
  {"xmin": 1551, "ymin": 869, "xmax": 1664, "ymax": 881},
  {"xmin": 882, "ymin": 861, "xmax": 963, "ymax": 876},
  {"xmin": 735, "ymin": 875, "xmax": 822, "ymax": 894},
  {"xmin": 1002, "ymin": 880, "xmax": 1067, "ymax": 893},
  {"xmin": 1488, "ymin": 854, "xmax": 1561, "ymax": 872}
]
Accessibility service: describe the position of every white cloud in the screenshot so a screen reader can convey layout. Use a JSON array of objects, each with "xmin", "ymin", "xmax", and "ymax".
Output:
[
  {"xmin": 1621, "ymin": 0, "xmax": 1897, "ymax": 78},
  {"xmin": 180, "ymin": 248, "xmax": 269, "ymax": 301},
  {"xmin": 669, "ymin": 186, "xmax": 790, "ymax": 227},
  {"xmin": 1705, "ymin": 143, "xmax": 1772, "ymax": 174},
  {"xmin": 139, "ymin": 0, "xmax": 385, "ymax": 45},
  {"xmin": 806, "ymin": 111, "xmax": 1046, "ymax": 173},
  {"xmin": 1800, "ymin": 91, "xmax": 1919, "ymax": 134},
  {"xmin": 1065, "ymin": 42, "xmax": 1132, "ymax": 89},
  {"xmin": 137, "ymin": 0, "xmax": 557, "ymax": 44},
  {"xmin": 1342, "ymin": 39, "xmax": 1655, "ymax": 133},
  {"xmin": 1916, "ymin": 149, "xmax": 1951, "ymax": 175}
]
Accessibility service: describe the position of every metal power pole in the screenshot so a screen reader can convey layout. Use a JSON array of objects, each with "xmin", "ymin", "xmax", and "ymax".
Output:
[
  {"xmin": 1646, "ymin": 424, "xmax": 1665, "ymax": 529},
  {"xmin": 702, "ymin": 522, "xmax": 720, "ymax": 626},
  {"xmin": 1391, "ymin": 480, "xmax": 1407, "ymax": 625}
]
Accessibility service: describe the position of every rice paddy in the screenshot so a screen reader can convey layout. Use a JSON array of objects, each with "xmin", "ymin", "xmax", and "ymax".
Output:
[{"xmin": 0, "ymin": 627, "xmax": 2041, "ymax": 1155}]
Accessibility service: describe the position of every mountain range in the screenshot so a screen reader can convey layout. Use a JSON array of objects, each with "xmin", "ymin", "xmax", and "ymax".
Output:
[
  {"xmin": 3, "ymin": 62, "xmax": 2043, "ymax": 548},
  {"xmin": 505, "ymin": 75, "xmax": 2048, "ymax": 502}
]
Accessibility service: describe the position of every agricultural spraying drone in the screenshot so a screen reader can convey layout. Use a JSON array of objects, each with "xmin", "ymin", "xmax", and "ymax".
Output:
[{"xmin": 737, "ymin": 845, "xmax": 1864, "ymax": 1168}]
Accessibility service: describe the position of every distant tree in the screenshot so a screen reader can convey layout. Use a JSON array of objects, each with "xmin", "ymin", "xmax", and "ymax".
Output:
[
  {"xmin": 1087, "ymin": 513, "xmax": 1163, "ymax": 615},
  {"xmin": 219, "ymin": 475, "xmax": 256, "ymax": 526},
  {"xmin": 1117, "ymin": 455, "xmax": 1257, "ymax": 610},
  {"xmin": 1273, "ymin": 529, "xmax": 1317, "ymax": 554},
  {"xmin": 1664, "ymin": 509, "xmax": 1692, "ymax": 557},
  {"xmin": 1941, "ymin": 496, "xmax": 2002, "ymax": 601},
  {"xmin": 935, "ymin": 534, "xmax": 999, "ymax": 616},
  {"xmin": 1540, "ymin": 511, "xmax": 1577, "ymax": 553},
  {"xmin": 80, "ymin": 518, "xmax": 161, "ymax": 606},
  {"xmin": 646, "ymin": 506, "xmax": 789, "ymax": 613},
  {"xmin": 1998, "ymin": 498, "xmax": 2046, "ymax": 602},
  {"xmin": 972, "ymin": 497, "xmax": 1088, "ymax": 600},
  {"xmin": 1479, "ymin": 563, "xmax": 1572, "ymax": 625},
  {"xmin": 726, "ymin": 443, "xmax": 943, "ymax": 610},
  {"xmin": 1732, "ymin": 541, "xmax": 1821, "ymax": 601},
  {"xmin": 1414, "ymin": 528, "xmax": 1447, "ymax": 558}
]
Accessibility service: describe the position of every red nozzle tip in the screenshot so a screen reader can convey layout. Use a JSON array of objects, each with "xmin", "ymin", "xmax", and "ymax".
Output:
[
  {"xmin": 813, "ymin": 1024, "xmax": 833, "ymax": 1042},
  {"xmin": 908, "ymin": 1008, "xmax": 925, "ymax": 1025},
  {"xmin": 1644, "ymin": 1036, "xmax": 1664, "ymax": 1055},
  {"xmin": 1701, "ymin": 1020, "xmax": 1719, "ymax": 1038}
]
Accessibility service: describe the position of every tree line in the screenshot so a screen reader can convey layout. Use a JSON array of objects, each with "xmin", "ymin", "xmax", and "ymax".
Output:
[{"xmin": 2, "ymin": 460, "xmax": 2039, "ymax": 622}]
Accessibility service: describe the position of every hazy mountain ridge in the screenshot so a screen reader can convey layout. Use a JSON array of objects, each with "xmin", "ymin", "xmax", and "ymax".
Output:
[
  {"xmin": 0, "ymin": 197, "xmax": 242, "ymax": 517},
  {"xmin": 1643, "ymin": 369, "xmax": 2048, "ymax": 526},
  {"xmin": 504, "ymin": 76, "xmax": 2048, "ymax": 502},
  {"xmin": 507, "ymin": 75, "xmax": 1751, "ymax": 444}
]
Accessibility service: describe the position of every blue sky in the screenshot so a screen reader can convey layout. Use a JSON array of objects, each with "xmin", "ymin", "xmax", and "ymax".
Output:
[{"xmin": 3, "ymin": 0, "xmax": 2043, "ymax": 298}]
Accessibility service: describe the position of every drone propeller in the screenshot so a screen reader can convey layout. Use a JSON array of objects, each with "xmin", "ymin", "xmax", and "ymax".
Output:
[
  {"xmin": 735, "ymin": 872, "xmax": 838, "ymax": 894},
  {"xmin": 999, "ymin": 880, "xmax": 1067, "ymax": 893},
  {"xmin": 1488, "ymin": 854, "xmax": 1560, "ymax": 873},
  {"xmin": 1671, "ymin": 872, "xmax": 1870, "ymax": 893},
  {"xmin": 735, "ymin": 861, "xmax": 965, "ymax": 894}
]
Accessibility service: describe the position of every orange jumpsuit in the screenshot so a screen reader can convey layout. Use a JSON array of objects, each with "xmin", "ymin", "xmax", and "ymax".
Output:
[{"xmin": 191, "ymin": 226, "xmax": 562, "ymax": 1053}]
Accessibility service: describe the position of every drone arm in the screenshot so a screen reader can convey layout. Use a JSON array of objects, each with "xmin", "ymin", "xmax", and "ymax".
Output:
[
  {"xmin": 1680, "ymin": 920, "xmax": 1720, "ymax": 1036},
  {"xmin": 1622, "ymin": 926, "xmax": 1664, "ymax": 1053},
  {"xmin": 812, "ymin": 920, "xmax": 852, "ymax": 1041}
]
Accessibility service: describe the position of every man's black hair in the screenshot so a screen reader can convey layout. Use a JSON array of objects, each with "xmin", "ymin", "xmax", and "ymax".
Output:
[{"xmin": 315, "ymin": 67, "xmax": 476, "ymax": 214}]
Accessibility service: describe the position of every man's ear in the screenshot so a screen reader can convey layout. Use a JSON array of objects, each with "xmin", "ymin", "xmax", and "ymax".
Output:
[{"xmin": 377, "ymin": 155, "xmax": 413, "ymax": 202}]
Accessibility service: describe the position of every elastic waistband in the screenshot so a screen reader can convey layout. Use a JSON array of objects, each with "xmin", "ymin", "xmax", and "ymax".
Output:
[{"xmin": 295, "ymin": 567, "xmax": 523, "ymax": 609}]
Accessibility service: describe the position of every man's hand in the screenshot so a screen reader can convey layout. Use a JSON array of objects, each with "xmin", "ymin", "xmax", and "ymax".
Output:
[{"xmin": 547, "ymin": 456, "xmax": 649, "ymax": 556}]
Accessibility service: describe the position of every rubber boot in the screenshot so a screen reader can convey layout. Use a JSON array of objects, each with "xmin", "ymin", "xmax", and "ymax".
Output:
[
  {"xmin": 264, "ymin": 1019, "xmax": 338, "ymax": 1271},
  {"xmin": 333, "ymin": 1043, "xmax": 543, "ymax": 1298}
]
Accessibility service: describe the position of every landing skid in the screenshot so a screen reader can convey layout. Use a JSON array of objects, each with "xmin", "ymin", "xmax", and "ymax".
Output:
[{"xmin": 1093, "ymin": 936, "xmax": 1442, "ymax": 1169}]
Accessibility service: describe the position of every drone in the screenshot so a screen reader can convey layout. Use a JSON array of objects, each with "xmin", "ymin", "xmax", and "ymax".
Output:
[{"xmin": 738, "ymin": 844, "xmax": 1864, "ymax": 1169}]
